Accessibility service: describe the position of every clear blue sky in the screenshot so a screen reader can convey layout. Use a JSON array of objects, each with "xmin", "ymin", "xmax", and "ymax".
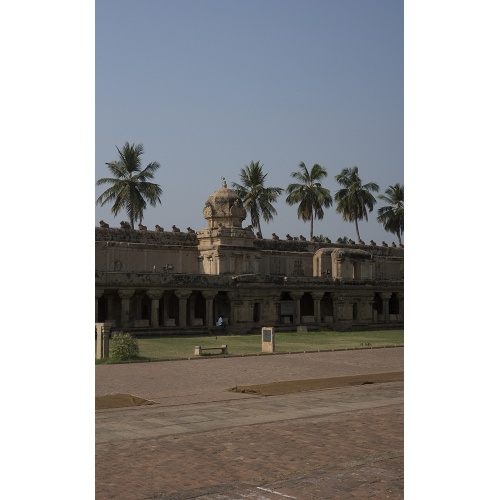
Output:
[{"xmin": 95, "ymin": 0, "xmax": 403, "ymax": 243}]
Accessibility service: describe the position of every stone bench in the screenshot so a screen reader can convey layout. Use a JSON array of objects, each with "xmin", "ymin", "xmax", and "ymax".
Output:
[{"xmin": 194, "ymin": 345, "xmax": 228, "ymax": 356}]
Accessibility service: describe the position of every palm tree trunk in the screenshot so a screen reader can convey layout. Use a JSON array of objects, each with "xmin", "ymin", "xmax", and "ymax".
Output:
[
  {"xmin": 355, "ymin": 219, "xmax": 361, "ymax": 242},
  {"xmin": 397, "ymin": 230, "xmax": 401, "ymax": 245},
  {"xmin": 310, "ymin": 216, "xmax": 314, "ymax": 241}
]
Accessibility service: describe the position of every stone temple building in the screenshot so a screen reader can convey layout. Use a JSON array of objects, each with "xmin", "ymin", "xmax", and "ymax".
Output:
[{"xmin": 95, "ymin": 180, "xmax": 403, "ymax": 333}]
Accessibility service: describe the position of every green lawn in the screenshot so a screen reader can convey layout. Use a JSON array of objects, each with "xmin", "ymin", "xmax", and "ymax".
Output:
[{"xmin": 96, "ymin": 329, "xmax": 403, "ymax": 364}]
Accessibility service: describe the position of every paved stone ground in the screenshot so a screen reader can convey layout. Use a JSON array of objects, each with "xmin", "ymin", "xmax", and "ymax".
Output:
[{"xmin": 96, "ymin": 348, "xmax": 404, "ymax": 499}]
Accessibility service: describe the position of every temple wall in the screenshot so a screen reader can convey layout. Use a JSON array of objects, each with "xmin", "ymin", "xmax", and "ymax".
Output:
[
  {"xmin": 373, "ymin": 258, "xmax": 402, "ymax": 280},
  {"xmin": 260, "ymin": 251, "xmax": 313, "ymax": 277},
  {"xmin": 95, "ymin": 242, "xmax": 199, "ymax": 273}
]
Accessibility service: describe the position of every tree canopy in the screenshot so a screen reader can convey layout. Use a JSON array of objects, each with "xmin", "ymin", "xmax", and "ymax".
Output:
[
  {"xmin": 377, "ymin": 183, "xmax": 404, "ymax": 244},
  {"xmin": 286, "ymin": 162, "xmax": 333, "ymax": 241},
  {"xmin": 96, "ymin": 142, "xmax": 163, "ymax": 230},
  {"xmin": 334, "ymin": 166, "xmax": 379, "ymax": 243},
  {"xmin": 231, "ymin": 161, "xmax": 283, "ymax": 238}
]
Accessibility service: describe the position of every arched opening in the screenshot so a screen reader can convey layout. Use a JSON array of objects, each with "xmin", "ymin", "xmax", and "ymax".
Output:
[
  {"xmin": 159, "ymin": 296, "xmax": 164, "ymax": 325},
  {"xmin": 300, "ymin": 292, "xmax": 314, "ymax": 317},
  {"xmin": 352, "ymin": 302, "xmax": 358, "ymax": 320},
  {"xmin": 253, "ymin": 302, "xmax": 261, "ymax": 323},
  {"xmin": 279, "ymin": 292, "xmax": 293, "ymax": 324},
  {"xmin": 321, "ymin": 292, "xmax": 334, "ymax": 324},
  {"xmin": 214, "ymin": 291, "xmax": 231, "ymax": 325},
  {"xmin": 97, "ymin": 296, "xmax": 107, "ymax": 323},
  {"xmin": 352, "ymin": 261, "xmax": 360, "ymax": 279},
  {"xmin": 141, "ymin": 295, "xmax": 151, "ymax": 321},
  {"xmin": 167, "ymin": 294, "xmax": 179, "ymax": 325},
  {"xmin": 373, "ymin": 293, "xmax": 383, "ymax": 315},
  {"xmin": 190, "ymin": 292, "xmax": 206, "ymax": 326},
  {"xmin": 389, "ymin": 293, "xmax": 399, "ymax": 315}
]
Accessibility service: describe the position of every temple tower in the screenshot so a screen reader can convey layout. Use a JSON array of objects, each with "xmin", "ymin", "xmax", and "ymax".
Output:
[{"xmin": 197, "ymin": 179, "xmax": 261, "ymax": 274}]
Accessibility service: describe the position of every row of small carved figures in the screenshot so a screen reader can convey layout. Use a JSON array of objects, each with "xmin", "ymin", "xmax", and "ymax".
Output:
[
  {"xmin": 271, "ymin": 233, "xmax": 404, "ymax": 248},
  {"xmin": 99, "ymin": 221, "xmax": 403, "ymax": 248},
  {"xmin": 99, "ymin": 221, "xmax": 195, "ymax": 234}
]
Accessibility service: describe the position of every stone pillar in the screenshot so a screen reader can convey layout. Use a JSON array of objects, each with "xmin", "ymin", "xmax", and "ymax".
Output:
[
  {"xmin": 227, "ymin": 291, "xmax": 238, "ymax": 326},
  {"xmin": 202, "ymin": 290, "xmax": 217, "ymax": 327},
  {"xmin": 118, "ymin": 289, "xmax": 135, "ymax": 328},
  {"xmin": 398, "ymin": 294, "xmax": 404, "ymax": 320},
  {"xmin": 197, "ymin": 256, "xmax": 204, "ymax": 274},
  {"xmin": 188, "ymin": 295, "xmax": 196, "ymax": 326},
  {"xmin": 95, "ymin": 289, "xmax": 104, "ymax": 323},
  {"xmin": 380, "ymin": 292, "xmax": 392, "ymax": 323},
  {"xmin": 312, "ymin": 292, "xmax": 324, "ymax": 325},
  {"xmin": 147, "ymin": 289, "xmax": 164, "ymax": 328},
  {"xmin": 254, "ymin": 256, "xmax": 261, "ymax": 274},
  {"xmin": 336, "ymin": 296, "xmax": 346, "ymax": 321},
  {"xmin": 175, "ymin": 290, "xmax": 192, "ymax": 328},
  {"xmin": 290, "ymin": 292, "xmax": 304, "ymax": 325},
  {"xmin": 332, "ymin": 296, "xmax": 338, "ymax": 323}
]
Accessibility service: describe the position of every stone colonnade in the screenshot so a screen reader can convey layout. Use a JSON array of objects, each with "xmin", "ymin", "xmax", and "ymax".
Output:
[{"xmin": 96, "ymin": 287, "xmax": 403, "ymax": 329}]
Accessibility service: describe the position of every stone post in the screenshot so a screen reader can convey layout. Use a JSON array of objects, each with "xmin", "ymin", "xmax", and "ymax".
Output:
[
  {"xmin": 398, "ymin": 294, "xmax": 404, "ymax": 321},
  {"xmin": 118, "ymin": 289, "xmax": 135, "ymax": 328},
  {"xmin": 95, "ymin": 289, "xmax": 104, "ymax": 323},
  {"xmin": 147, "ymin": 289, "xmax": 164, "ymax": 328},
  {"xmin": 175, "ymin": 290, "xmax": 192, "ymax": 328},
  {"xmin": 227, "ymin": 291, "xmax": 238, "ymax": 326},
  {"xmin": 95, "ymin": 322, "xmax": 111, "ymax": 359},
  {"xmin": 290, "ymin": 292, "xmax": 304, "ymax": 325},
  {"xmin": 202, "ymin": 290, "xmax": 217, "ymax": 327},
  {"xmin": 312, "ymin": 292, "xmax": 324, "ymax": 325}
]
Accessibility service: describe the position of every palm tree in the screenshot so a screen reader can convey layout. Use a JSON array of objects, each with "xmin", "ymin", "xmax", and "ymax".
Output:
[
  {"xmin": 334, "ymin": 166, "xmax": 379, "ymax": 243},
  {"xmin": 96, "ymin": 142, "xmax": 163, "ymax": 230},
  {"xmin": 231, "ymin": 161, "xmax": 283, "ymax": 237},
  {"xmin": 377, "ymin": 183, "xmax": 404, "ymax": 244},
  {"xmin": 286, "ymin": 162, "xmax": 333, "ymax": 241}
]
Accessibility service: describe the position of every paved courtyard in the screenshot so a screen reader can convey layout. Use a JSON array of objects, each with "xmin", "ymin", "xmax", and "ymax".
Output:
[{"xmin": 96, "ymin": 347, "xmax": 404, "ymax": 499}]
